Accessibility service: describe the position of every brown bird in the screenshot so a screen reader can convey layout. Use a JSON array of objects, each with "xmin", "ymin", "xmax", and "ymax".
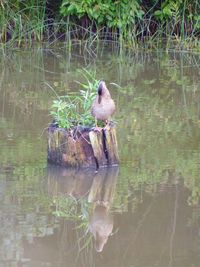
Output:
[{"xmin": 91, "ymin": 81, "xmax": 115, "ymax": 130}]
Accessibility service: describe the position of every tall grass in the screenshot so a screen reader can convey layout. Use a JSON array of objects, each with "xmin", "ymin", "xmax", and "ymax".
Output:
[
  {"xmin": 0, "ymin": 0, "xmax": 200, "ymax": 50},
  {"xmin": 0, "ymin": 0, "xmax": 46, "ymax": 46}
]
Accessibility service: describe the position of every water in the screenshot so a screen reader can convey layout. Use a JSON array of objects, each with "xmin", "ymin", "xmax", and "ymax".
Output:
[{"xmin": 0, "ymin": 46, "xmax": 200, "ymax": 266}]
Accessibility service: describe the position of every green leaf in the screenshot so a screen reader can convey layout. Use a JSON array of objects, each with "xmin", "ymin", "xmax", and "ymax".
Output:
[
  {"xmin": 163, "ymin": 6, "xmax": 172, "ymax": 17},
  {"xmin": 154, "ymin": 10, "xmax": 163, "ymax": 17}
]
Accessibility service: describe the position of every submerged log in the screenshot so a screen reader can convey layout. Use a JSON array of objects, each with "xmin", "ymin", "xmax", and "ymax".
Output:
[{"xmin": 47, "ymin": 123, "xmax": 119, "ymax": 169}]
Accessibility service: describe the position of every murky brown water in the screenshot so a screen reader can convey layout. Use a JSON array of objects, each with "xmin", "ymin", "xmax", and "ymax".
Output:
[{"xmin": 1, "ymin": 46, "xmax": 200, "ymax": 266}]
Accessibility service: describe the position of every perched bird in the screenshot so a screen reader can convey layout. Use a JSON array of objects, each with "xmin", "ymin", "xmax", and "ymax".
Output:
[{"xmin": 91, "ymin": 81, "xmax": 115, "ymax": 130}]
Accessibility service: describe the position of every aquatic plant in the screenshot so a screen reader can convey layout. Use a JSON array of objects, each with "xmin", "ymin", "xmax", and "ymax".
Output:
[
  {"xmin": 0, "ymin": 0, "xmax": 200, "ymax": 50},
  {"xmin": 0, "ymin": 0, "xmax": 47, "ymax": 46},
  {"xmin": 50, "ymin": 69, "xmax": 99, "ymax": 129}
]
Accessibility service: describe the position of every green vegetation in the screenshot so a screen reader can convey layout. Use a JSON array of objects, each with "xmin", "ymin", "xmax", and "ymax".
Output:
[
  {"xmin": 50, "ymin": 70, "xmax": 99, "ymax": 129},
  {"xmin": 60, "ymin": 0, "xmax": 144, "ymax": 35},
  {"xmin": 0, "ymin": 0, "xmax": 46, "ymax": 46},
  {"xmin": 0, "ymin": 0, "xmax": 200, "ymax": 49}
]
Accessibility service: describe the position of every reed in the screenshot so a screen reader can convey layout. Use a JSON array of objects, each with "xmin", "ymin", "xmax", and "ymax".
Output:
[
  {"xmin": 0, "ymin": 0, "xmax": 200, "ymax": 50},
  {"xmin": 0, "ymin": 0, "xmax": 46, "ymax": 46}
]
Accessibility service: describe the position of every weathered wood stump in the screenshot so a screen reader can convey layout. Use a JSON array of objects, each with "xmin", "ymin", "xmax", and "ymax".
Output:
[{"xmin": 47, "ymin": 123, "xmax": 119, "ymax": 169}]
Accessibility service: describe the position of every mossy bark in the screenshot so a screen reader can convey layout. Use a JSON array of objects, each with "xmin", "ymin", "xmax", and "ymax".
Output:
[{"xmin": 47, "ymin": 124, "xmax": 119, "ymax": 169}]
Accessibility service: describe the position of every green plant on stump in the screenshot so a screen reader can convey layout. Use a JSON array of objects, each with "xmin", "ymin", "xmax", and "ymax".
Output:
[{"xmin": 50, "ymin": 70, "xmax": 99, "ymax": 129}]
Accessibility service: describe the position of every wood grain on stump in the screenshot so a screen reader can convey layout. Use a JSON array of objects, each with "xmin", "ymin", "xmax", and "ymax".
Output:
[{"xmin": 47, "ymin": 124, "xmax": 119, "ymax": 169}]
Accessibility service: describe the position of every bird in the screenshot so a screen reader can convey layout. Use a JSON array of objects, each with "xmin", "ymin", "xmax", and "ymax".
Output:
[{"xmin": 91, "ymin": 81, "xmax": 115, "ymax": 130}]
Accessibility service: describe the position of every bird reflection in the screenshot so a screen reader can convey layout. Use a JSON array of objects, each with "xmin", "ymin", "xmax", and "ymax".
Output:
[
  {"xmin": 47, "ymin": 165, "xmax": 118, "ymax": 252},
  {"xmin": 88, "ymin": 168, "xmax": 118, "ymax": 252},
  {"xmin": 89, "ymin": 204, "xmax": 113, "ymax": 252}
]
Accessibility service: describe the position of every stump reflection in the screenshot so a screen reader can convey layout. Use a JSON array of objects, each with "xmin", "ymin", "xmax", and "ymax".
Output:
[{"xmin": 47, "ymin": 166, "xmax": 119, "ymax": 252}]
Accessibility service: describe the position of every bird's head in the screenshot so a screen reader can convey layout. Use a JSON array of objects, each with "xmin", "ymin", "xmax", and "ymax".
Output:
[
  {"xmin": 97, "ymin": 81, "xmax": 110, "ymax": 104},
  {"xmin": 94, "ymin": 231, "xmax": 108, "ymax": 252}
]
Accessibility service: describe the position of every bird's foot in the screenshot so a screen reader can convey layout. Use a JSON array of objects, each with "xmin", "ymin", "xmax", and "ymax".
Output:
[
  {"xmin": 103, "ymin": 124, "xmax": 111, "ymax": 131},
  {"xmin": 103, "ymin": 120, "xmax": 112, "ymax": 131}
]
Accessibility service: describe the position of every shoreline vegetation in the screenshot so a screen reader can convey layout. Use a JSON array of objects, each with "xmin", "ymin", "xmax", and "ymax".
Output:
[{"xmin": 0, "ymin": 0, "xmax": 200, "ymax": 50}]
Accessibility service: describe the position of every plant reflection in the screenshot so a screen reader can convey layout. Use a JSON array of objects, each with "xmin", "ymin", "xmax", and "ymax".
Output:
[{"xmin": 47, "ymin": 165, "xmax": 119, "ymax": 252}]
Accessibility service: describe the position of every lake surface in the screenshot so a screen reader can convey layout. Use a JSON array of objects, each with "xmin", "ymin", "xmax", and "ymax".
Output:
[{"xmin": 0, "ymin": 45, "xmax": 200, "ymax": 266}]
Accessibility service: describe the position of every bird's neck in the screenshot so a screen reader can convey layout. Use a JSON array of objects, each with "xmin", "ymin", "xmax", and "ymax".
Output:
[{"xmin": 98, "ymin": 95, "xmax": 102, "ymax": 104}]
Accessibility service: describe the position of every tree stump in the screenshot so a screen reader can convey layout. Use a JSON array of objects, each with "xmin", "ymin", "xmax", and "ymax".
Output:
[{"xmin": 47, "ymin": 123, "xmax": 119, "ymax": 169}]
